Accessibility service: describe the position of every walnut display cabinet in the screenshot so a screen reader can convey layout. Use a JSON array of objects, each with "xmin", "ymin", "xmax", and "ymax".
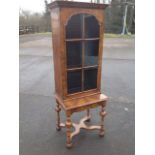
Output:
[{"xmin": 48, "ymin": 1, "xmax": 108, "ymax": 148}]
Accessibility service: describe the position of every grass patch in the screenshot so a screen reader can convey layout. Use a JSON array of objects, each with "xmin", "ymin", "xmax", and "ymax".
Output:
[
  {"xmin": 20, "ymin": 32, "xmax": 135, "ymax": 38},
  {"xmin": 36, "ymin": 32, "xmax": 52, "ymax": 35},
  {"xmin": 104, "ymin": 33, "xmax": 135, "ymax": 38}
]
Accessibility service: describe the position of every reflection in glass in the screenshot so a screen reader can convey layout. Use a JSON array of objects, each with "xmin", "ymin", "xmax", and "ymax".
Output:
[
  {"xmin": 84, "ymin": 40, "xmax": 99, "ymax": 66},
  {"xmin": 67, "ymin": 70, "xmax": 82, "ymax": 94},
  {"xmin": 84, "ymin": 68, "xmax": 98, "ymax": 91}
]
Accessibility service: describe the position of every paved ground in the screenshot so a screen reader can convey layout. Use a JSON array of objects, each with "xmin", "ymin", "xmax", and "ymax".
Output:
[{"xmin": 19, "ymin": 33, "xmax": 135, "ymax": 155}]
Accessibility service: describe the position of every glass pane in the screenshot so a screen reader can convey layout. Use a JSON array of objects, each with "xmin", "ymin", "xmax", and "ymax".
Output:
[
  {"xmin": 84, "ymin": 68, "xmax": 98, "ymax": 91},
  {"xmin": 66, "ymin": 41, "xmax": 82, "ymax": 68},
  {"xmin": 67, "ymin": 70, "xmax": 82, "ymax": 94},
  {"xmin": 84, "ymin": 40, "xmax": 99, "ymax": 66},
  {"xmin": 66, "ymin": 14, "xmax": 83, "ymax": 38},
  {"xmin": 85, "ymin": 14, "xmax": 99, "ymax": 38}
]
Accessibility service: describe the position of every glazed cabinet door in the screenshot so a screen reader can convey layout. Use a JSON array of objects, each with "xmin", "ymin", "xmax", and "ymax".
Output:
[{"xmin": 65, "ymin": 13, "xmax": 100, "ymax": 94}]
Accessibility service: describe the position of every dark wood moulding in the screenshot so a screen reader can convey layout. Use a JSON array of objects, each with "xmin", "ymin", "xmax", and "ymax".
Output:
[{"xmin": 48, "ymin": 1, "xmax": 108, "ymax": 10}]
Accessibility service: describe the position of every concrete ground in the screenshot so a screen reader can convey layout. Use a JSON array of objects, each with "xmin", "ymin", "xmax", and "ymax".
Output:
[{"xmin": 19, "ymin": 33, "xmax": 135, "ymax": 155}]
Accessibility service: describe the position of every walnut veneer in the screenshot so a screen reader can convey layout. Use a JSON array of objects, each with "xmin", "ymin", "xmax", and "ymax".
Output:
[{"xmin": 48, "ymin": 1, "xmax": 108, "ymax": 148}]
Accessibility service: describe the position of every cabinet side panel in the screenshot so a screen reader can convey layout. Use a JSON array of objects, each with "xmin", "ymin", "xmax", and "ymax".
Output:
[
  {"xmin": 51, "ymin": 8, "xmax": 63, "ymax": 98},
  {"xmin": 97, "ymin": 10, "xmax": 104, "ymax": 90}
]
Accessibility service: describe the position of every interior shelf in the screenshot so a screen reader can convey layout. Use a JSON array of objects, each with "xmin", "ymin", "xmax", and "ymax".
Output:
[
  {"xmin": 66, "ymin": 38, "xmax": 99, "ymax": 41},
  {"xmin": 67, "ymin": 65, "xmax": 98, "ymax": 71}
]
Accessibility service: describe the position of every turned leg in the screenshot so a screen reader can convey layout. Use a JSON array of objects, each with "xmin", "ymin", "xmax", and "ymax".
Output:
[
  {"xmin": 86, "ymin": 109, "xmax": 91, "ymax": 122},
  {"xmin": 66, "ymin": 113, "xmax": 73, "ymax": 149},
  {"xmin": 99, "ymin": 104, "xmax": 106, "ymax": 137},
  {"xmin": 55, "ymin": 101, "xmax": 61, "ymax": 131}
]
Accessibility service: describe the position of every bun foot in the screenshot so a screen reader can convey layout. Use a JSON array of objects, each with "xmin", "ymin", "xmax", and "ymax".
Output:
[
  {"xmin": 85, "ymin": 118, "xmax": 91, "ymax": 122},
  {"xmin": 56, "ymin": 126, "xmax": 61, "ymax": 131},
  {"xmin": 99, "ymin": 131, "xmax": 105, "ymax": 137},
  {"xmin": 66, "ymin": 143, "xmax": 73, "ymax": 149}
]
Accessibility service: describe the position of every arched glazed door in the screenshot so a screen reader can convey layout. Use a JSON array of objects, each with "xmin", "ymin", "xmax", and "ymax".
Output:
[{"xmin": 65, "ymin": 13, "xmax": 100, "ymax": 94}]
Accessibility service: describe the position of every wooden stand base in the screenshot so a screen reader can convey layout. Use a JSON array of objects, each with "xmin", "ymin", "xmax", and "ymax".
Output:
[
  {"xmin": 55, "ymin": 94, "xmax": 108, "ymax": 148},
  {"xmin": 56, "ymin": 106, "xmax": 106, "ymax": 148},
  {"xmin": 60, "ymin": 114, "xmax": 106, "ymax": 138}
]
